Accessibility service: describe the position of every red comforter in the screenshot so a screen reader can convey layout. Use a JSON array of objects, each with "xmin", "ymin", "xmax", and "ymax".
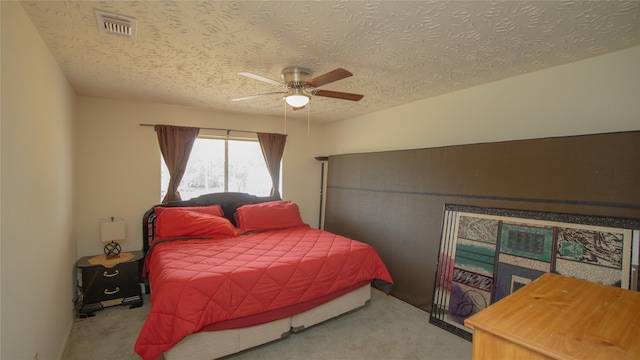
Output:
[{"xmin": 134, "ymin": 226, "xmax": 393, "ymax": 360}]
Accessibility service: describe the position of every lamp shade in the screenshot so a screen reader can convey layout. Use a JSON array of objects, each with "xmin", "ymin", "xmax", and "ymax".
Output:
[
  {"xmin": 100, "ymin": 217, "xmax": 126, "ymax": 243},
  {"xmin": 285, "ymin": 89, "xmax": 310, "ymax": 107}
]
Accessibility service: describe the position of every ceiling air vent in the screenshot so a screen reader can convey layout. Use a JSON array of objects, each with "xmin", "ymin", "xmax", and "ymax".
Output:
[{"xmin": 95, "ymin": 10, "xmax": 136, "ymax": 40}]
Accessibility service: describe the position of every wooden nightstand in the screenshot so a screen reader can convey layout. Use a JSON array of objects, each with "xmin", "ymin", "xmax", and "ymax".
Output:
[{"xmin": 75, "ymin": 250, "xmax": 144, "ymax": 317}]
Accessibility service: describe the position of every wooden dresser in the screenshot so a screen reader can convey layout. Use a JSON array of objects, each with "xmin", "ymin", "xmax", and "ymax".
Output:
[{"xmin": 464, "ymin": 273, "xmax": 640, "ymax": 359}]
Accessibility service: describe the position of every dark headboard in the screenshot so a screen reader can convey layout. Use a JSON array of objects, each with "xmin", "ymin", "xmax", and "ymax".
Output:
[{"xmin": 142, "ymin": 192, "xmax": 280, "ymax": 255}]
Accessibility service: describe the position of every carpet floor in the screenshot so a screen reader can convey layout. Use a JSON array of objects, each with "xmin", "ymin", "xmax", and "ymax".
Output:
[{"xmin": 62, "ymin": 289, "xmax": 472, "ymax": 359}]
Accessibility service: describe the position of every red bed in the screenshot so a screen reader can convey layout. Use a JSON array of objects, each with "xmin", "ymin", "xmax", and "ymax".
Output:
[{"xmin": 134, "ymin": 193, "xmax": 393, "ymax": 360}]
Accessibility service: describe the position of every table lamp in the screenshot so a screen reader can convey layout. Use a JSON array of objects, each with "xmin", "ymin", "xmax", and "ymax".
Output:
[{"xmin": 100, "ymin": 217, "xmax": 126, "ymax": 258}]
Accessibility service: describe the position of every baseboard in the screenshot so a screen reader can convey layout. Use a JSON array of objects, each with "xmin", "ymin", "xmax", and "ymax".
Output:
[{"xmin": 57, "ymin": 311, "xmax": 75, "ymax": 360}]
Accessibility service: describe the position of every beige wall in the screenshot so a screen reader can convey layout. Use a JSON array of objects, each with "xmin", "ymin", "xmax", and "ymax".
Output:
[
  {"xmin": 75, "ymin": 97, "xmax": 325, "ymax": 257},
  {"xmin": 1, "ymin": 2, "xmax": 77, "ymax": 359},
  {"xmin": 323, "ymin": 46, "xmax": 640, "ymax": 155}
]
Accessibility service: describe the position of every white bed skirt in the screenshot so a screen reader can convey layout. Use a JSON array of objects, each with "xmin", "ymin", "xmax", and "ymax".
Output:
[{"xmin": 164, "ymin": 284, "xmax": 372, "ymax": 360}]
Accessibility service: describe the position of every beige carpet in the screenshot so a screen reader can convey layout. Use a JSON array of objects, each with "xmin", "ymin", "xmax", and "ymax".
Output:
[{"xmin": 62, "ymin": 289, "xmax": 472, "ymax": 359}]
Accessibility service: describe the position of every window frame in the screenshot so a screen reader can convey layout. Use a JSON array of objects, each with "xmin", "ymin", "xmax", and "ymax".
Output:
[{"xmin": 160, "ymin": 129, "xmax": 274, "ymax": 201}]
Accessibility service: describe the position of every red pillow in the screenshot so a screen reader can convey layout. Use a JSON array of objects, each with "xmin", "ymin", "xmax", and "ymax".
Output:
[
  {"xmin": 154, "ymin": 205, "xmax": 224, "ymax": 218},
  {"xmin": 155, "ymin": 209, "xmax": 237, "ymax": 239},
  {"xmin": 236, "ymin": 200, "xmax": 306, "ymax": 233}
]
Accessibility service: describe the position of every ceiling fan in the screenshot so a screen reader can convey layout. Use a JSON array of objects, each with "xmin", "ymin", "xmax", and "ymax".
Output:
[{"xmin": 232, "ymin": 67, "xmax": 363, "ymax": 108}]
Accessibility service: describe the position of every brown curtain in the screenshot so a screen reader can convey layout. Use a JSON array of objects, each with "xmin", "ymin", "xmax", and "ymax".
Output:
[
  {"xmin": 155, "ymin": 125, "xmax": 200, "ymax": 203},
  {"xmin": 257, "ymin": 132, "xmax": 287, "ymax": 198}
]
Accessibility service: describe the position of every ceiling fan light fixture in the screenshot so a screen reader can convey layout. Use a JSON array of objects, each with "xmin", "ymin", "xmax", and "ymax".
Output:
[{"xmin": 285, "ymin": 89, "xmax": 310, "ymax": 107}]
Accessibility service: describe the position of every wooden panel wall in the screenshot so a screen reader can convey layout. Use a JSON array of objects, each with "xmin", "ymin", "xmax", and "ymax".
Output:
[{"xmin": 324, "ymin": 131, "xmax": 640, "ymax": 311}]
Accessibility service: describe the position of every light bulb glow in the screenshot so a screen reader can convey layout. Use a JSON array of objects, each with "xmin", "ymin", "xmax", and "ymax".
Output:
[{"xmin": 285, "ymin": 89, "xmax": 310, "ymax": 107}]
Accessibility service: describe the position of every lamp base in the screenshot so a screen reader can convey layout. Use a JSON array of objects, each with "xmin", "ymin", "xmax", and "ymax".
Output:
[{"xmin": 103, "ymin": 241, "xmax": 122, "ymax": 259}]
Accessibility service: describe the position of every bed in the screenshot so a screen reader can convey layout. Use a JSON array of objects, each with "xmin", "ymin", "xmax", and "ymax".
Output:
[{"xmin": 134, "ymin": 192, "xmax": 393, "ymax": 360}]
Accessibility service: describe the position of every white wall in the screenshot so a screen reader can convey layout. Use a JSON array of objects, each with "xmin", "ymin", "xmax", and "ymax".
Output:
[
  {"xmin": 1, "ymin": 2, "xmax": 77, "ymax": 359},
  {"xmin": 324, "ymin": 46, "xmax": 640, "ymax": 155},
  {"xmin": 75, "ymin": 97, "xmax": 324, "ymax": 257}
]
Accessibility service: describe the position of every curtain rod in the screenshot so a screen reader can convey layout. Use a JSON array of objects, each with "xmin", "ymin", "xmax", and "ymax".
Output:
[{"xmin": 139, "ymin": 124, "xmax": 256, "ymax": 134}]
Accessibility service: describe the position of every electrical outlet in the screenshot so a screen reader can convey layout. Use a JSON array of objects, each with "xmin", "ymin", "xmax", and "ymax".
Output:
[{"xmin": 34, "ymin": 352, "xmax": 39, "ymax": 360}]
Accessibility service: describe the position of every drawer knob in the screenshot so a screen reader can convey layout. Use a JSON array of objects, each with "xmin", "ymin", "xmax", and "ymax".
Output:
[
  {"xmin": 103, "ymin": 269, "xmax": 120, "ymax": 278},
  {"xmin": 104, "ymin": 287, "xmax": 120, "ymax": 295}
]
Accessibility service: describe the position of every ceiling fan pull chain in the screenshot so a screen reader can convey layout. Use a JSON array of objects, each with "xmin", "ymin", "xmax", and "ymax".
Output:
[
  {"xmin": 284, "ymin": 100, "xmax": 287, "ymax": 134},
  {"xmin": 307, "ymin": 102, "xmax": 311, "ymax": 136}
]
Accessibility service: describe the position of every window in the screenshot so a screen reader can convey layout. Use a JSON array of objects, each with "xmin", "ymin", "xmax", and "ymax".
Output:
[{"xmin": 161, "ymin": 136, "xmax": 273, "ymax": 201}]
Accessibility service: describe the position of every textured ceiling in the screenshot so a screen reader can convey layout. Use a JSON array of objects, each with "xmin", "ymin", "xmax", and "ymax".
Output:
[{"xmin": 21, "ymin": 1, "xmax": 640, "ymax": 123}]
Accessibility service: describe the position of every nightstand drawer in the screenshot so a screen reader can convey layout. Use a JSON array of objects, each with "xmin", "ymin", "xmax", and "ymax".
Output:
[
  {"xmin": 83, "ymin": 280, "xmax": 140, "ymax": 303},
  {"xmin": 81, "ymin": 261, "xmax": 139, "ymax": 286}
]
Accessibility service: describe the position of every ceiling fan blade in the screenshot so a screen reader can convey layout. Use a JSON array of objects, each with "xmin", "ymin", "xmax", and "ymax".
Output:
[
  {"xmin": 237, "ymin": 72, "xmax": 284, "ymax": 87},
  {"xmin": 313, "ymin": 90, "xmax": 363, "ymax": 101},
  {"xmin": 231, "ymin": 92, "xmax": 285, "ymax": 101},
  {"xmin": 307, "ymin": 68, "xmax": 353, "ymax": 88}
]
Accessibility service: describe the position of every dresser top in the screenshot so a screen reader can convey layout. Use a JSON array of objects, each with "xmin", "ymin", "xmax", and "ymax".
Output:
[
  {"xmin": 465, "ymin": 273, "xmax": 640, "ymax": 360},
  {"xmin": 76, "ymin": 250, "xmax": 144, "ymax": 268}
]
